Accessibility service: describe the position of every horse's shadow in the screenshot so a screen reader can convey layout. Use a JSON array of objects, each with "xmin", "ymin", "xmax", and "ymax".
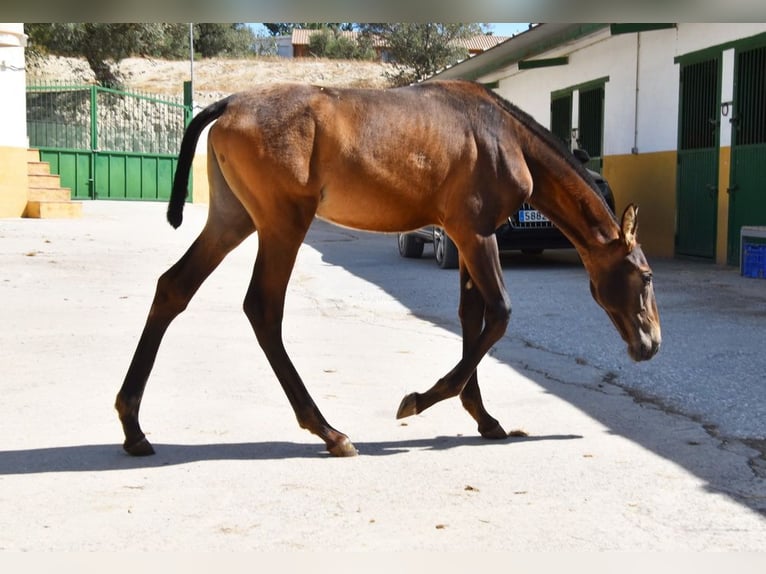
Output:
[{"xmin": 0, "ymin": 433, "xmax": 581, "ymax": 475}]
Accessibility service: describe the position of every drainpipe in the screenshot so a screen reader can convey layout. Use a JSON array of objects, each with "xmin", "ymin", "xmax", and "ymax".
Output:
[{"xmin": 632, "ymin": 32, "xmax": 640, "ymax": 155}]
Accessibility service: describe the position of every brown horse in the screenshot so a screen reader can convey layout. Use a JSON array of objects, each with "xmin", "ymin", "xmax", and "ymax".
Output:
[{"xmin": 115, "ymin": 80, "xmax": 661, "ymax": 457}]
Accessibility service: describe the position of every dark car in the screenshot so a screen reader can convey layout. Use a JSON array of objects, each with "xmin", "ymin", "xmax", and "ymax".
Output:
[{"xmin": 397, "ymin": 149, "xmax": 616, "ymax": 268}]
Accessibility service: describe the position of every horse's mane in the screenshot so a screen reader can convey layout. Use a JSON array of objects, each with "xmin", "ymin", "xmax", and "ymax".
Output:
[{"xmin": 474, "ymin": 83, "xmax": 603, "ymax": 197}]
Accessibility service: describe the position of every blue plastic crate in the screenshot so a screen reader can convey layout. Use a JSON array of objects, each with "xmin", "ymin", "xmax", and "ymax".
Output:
[{"xmin": 742, "ymin": 242, "xmax": 766, "ymax": 278}]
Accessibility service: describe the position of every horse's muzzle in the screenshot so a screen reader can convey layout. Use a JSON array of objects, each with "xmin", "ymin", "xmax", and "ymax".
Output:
[{"xmin": 629, "ymin": 333, "xmax": 661, "ymax": 362}]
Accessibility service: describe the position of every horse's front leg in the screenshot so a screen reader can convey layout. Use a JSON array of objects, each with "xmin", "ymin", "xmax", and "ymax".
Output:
[
  {"xmin": 397, "ymin": 234, "xmax": 511, "ymax": 421},
  {"xmin": 455, "ymin": 262, "xmax": 508, "ymax": 439}
]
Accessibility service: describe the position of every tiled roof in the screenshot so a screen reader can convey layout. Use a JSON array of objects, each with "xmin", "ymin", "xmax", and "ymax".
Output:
[
  {"xmin": 459, "ymin": 35, "xmax": 510, "ymax": 52},
  {"xmin": 291, "ymin": 28, "xmax": 387, "ymax": 48}
]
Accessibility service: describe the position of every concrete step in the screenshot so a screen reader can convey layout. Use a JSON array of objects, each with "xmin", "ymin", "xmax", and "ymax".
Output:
[
  {"xmin": 25, "ymin": 200, "xmax": 83, "ymax": 219},
  {"xmin": 27, "ymin": 161, "xmax": 52, "ymax": 176},
  {"xmin": 24, "ymin": 149, "xmax": 83, "ymax": 220},
  {"xmin": 27, "ymin": 187, "xmax": 73, "ymax": 202},
  {"xmin": 28, "ymin": 172, "xmax": 63, "ymax": 189}
]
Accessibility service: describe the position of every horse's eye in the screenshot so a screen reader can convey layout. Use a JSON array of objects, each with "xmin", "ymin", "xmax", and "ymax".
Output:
[{"xmin": 642, "ymin": 272, "xmax": 653, "ymax": 285}]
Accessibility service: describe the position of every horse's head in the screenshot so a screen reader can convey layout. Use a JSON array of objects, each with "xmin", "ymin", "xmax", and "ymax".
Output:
[{"xmin": 587, "ymin": 204, "xmax": 661, "ymax": 361}]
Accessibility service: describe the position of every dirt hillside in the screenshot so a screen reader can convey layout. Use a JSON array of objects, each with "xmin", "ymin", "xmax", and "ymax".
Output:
[{"xmin": 27, "ymin": 55, "xmax": 394, "ymax": 107}]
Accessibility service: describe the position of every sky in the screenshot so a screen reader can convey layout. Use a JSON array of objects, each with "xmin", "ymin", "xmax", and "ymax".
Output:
[{"xmin": 485, "ymin": 23, "xmax": 530, "ymax": 36}]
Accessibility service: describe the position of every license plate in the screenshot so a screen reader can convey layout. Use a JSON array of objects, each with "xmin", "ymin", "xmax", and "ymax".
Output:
[{"xmin": 518, "ymin": 209, "xmax": 549, "ymax": 223}]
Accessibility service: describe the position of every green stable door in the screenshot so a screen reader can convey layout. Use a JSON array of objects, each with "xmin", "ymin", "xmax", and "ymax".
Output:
[
  {"xmin": 676, "ymin": 56, "xmax": 720, "ymax": 260},
  {"xmin": 728, "ymin": 43, "xmax": 766, "ymax": 265}
]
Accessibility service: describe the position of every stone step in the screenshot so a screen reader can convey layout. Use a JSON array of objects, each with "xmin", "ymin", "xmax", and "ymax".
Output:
[{"xmin": 25, "ymin": 200, "xmax": 83, "ymax": 219}]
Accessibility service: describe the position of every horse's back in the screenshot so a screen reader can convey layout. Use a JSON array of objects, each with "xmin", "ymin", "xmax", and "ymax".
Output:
[{"xmin": 207, "ymin": 81, "xmax": 521, "ymax": 233}]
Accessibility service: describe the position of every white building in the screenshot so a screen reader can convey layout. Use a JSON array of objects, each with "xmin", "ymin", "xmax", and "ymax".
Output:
[
  {"xmin": 431, "ymin": 23, "xmax": 766, "ymax": 265},
  {"xmin": 0, "ymin": 23, "xmax": 28, "ymax": 217}
]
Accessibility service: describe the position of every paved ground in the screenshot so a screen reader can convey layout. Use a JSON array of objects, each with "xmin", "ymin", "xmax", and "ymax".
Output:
[{"xmin": 1, "ymin": 201, "xmax": 765, "ymax": 551}]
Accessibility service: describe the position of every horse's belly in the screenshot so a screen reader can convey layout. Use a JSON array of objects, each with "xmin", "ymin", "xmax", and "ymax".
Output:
[{"xmin": 315, "ymin": 184, "xmax": 433, "ymax": 233}]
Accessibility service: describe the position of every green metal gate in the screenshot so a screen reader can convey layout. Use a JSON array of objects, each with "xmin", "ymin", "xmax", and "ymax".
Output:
[
  {"xmin": 551, "ymin": 81, "xmax": 604, "ymax": 172},
  {"xmin": 578, "ymin": 84, "xmax": 604, "ymax": 173},
  {"xmin": 727, "ymin": 42, "xmax": 766, "ymax": 265},
  {"xmin": 26, "ymin": 84, "xmax": 191, "ymax": 201},
  {"xmin": 676, "ymin": 56, "xmax": 720, "ymax": 260},
  {"xmin": 551, "ymin": 93, "xmax": 573, "ymax": 148}
]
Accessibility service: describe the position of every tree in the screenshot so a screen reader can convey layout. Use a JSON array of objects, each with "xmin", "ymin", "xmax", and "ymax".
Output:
[
  {"xmin": 25, "ymin": 23, "xmax": 171, "ymax": 88},
  {"xmin": 263, "ymin": 23, "xmax": 355, "ymax": 36},
  {"xmin": 263, "ymin": 23, "xmax": 293, "ymax": 36},
  {"xmin": 195, "ymin": 24, "xmax": 256, "ymax": 58},
  {"xmin": 24, "ymin": 23, "xmax": 257, "ymax": 89},
  {"xmin": 360, "ymin": 23, "xmax": 486, "ymax": 86},
  {"xmin": 156, "ymin": 24, "xmax": 192, "ymax": 60},
  {"xmin": 307, "ymin": 28, "xmax": 375, "ymax": 60}
]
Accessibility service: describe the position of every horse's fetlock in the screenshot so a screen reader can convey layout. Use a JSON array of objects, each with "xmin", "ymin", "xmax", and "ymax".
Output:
[{"xmin": 114, "ymin": 393, "xmax": 140, "ymax": 419}]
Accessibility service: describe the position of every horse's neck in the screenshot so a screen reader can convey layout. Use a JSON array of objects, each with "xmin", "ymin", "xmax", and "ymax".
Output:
[{"xmin": 525, "ymin": 153, "xmax": 621, "ymax": 261}]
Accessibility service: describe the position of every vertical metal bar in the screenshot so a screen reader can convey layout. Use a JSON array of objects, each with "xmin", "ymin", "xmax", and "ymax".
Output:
[
  {"xmin": 90, "ymin": 86, "xmax": 98, "ymax": 152},
  {"xmin": 751, "ymin": 49, "xmax": 755, "ymax": 144},
  {"xmin": 760, "ymin": 47, "xmax": 765, "ymax": 143},
  {"xmin": 739, "ymin": 50, "xmax": 748, "ymax": 145},
  {"xmin": 90, "ymin": 85, "xmax": 98, "ymax": 199},
  {"xmin": 752, "ymin": 50, "xmax": 763, "ymax": 143},
  {"xmin": 183, "ymin": 81, "xmax": 193, "ymax": 127}
]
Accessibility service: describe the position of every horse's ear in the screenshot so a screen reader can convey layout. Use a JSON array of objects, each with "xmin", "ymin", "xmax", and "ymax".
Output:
[{"xmin": 621, "ymin": 204, "xmax": 639, "ymax": 250}]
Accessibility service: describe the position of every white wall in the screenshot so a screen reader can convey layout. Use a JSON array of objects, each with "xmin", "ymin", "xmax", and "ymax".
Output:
[
  {"xmin": 482, "ymin": 24, "xmax": 766, "ymax": 157},
  {"xmin": 0, "ymin": 23, "xmax": 27, "ymax": 148},
  {"xmin": 632, "ymin": 28, "xmax": 680, "ymax": 154},
  {"xmin": 675, "ymin": 23, "xmax": 766, "ymax": 55}
]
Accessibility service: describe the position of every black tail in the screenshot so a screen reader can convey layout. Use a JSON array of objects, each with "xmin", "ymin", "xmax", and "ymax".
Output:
[{"xmin": 167, "ymin": 96, "xmax": 233, "ymax": 229}]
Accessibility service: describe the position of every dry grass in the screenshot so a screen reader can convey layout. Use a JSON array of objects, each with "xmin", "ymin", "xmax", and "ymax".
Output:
[{"xmin": 27, "ymin": 55, "xmax": 394, "ymax": 106}]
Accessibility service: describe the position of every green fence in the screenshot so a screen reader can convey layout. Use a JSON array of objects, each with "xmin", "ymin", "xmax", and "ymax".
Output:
[{"xmin": 26, "ymin": 82, "xmax": 192, "ymax": 200}]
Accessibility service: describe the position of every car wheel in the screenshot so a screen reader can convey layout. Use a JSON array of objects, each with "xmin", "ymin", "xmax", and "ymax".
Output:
[
  {"xmin": 397, "ymin": 233, "xmax": 425, "ymax": 258},
  {"xmin": 433, "ymin": 227, "xmax": 459, "ymax": 269}
]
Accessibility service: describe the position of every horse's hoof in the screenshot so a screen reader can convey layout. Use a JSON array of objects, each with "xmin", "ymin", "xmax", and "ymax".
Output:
[
  {"xmin": 396, "ymin": 393, "xmax": 419, "ymax": 419},
  {"xmin": 480, "ymin": 422, "xmax": 509, "ymax": 440},
  {"xmin": 507, "ymin": 429, "xmax": 529, "ymax": 438},
  {"xmin": 123, "ymin": 436, "xmax": 155, "ymax": 456},
  {"xmin": 328, "ymin": 438, "xmax": 358, "ymax": 457}
]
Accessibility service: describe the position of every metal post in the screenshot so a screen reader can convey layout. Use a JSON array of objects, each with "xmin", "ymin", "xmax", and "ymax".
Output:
[{"xmin": 189, "ymin": 23, "xmax": 194, "ymax": 105}]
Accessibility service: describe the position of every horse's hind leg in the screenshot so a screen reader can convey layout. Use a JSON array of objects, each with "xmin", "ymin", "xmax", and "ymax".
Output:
[
  {"xmin": 115, "ymin": 154, "xmax": 255, "ymax": 456},
  {"xmin": 115, "ymin": 216, "xmax": 253, "ymax": 455},
  {"xmin": 244, "ymin": 226, "xmax": 357, "ymax": 457}
]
